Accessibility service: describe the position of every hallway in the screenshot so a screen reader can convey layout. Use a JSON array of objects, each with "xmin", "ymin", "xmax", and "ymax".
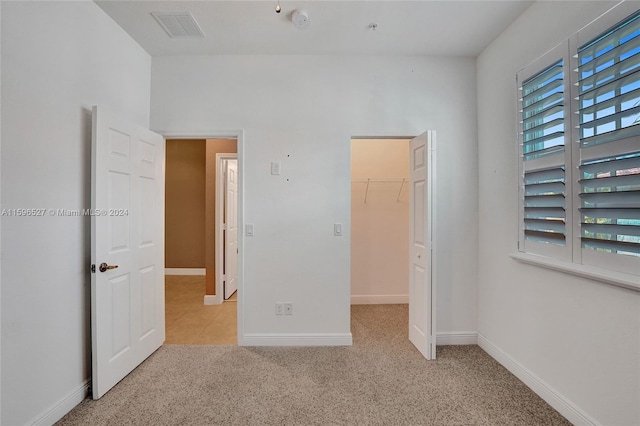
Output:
[{"xmin": 165, "ymin": 275, "xmax": 237, "ymax": 345}]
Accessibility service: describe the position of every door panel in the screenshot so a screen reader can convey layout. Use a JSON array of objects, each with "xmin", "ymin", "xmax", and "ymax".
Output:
[
  {"xmin": 91, "ymin": 106, "xmax": 165, "ymax": 399},
  {"xmin": 409, "ymin": 131, "xmax": 436, "ymax": 360},
  {"xmin": 140, "ymin": 266, "xmax": 157, "ymax": 337},
  {"xmin": 110, "ymin": 274, "xmax": 131, "ymax": 358}
]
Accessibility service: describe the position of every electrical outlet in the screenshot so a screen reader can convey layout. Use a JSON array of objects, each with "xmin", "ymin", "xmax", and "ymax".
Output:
[
  {"xmin": 275, "ymin": 303, "xmax": 284, "ymax": 315},
  {"xmin": 284, "ymin": 303, "xmax": 293, "ymax": 315}
]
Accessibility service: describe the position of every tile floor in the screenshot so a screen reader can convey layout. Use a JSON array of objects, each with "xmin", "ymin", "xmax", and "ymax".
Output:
[{"xmin": 165, "ymin": 275, "xmax": 237, "ymax": 345}]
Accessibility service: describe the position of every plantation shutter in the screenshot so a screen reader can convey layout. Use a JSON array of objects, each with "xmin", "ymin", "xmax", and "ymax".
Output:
[
  {"xmin": 520, "ymin": 60, "xmax": 567, "ymax": 246},
  {"xmin": 577, "ymin": 11, "xmax": 640, "ymax": 259}
]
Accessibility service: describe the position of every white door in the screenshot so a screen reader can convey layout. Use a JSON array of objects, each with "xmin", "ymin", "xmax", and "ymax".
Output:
[
  {"xmin": 409, "ymin": 131, "xmax": 436, "ymax": 360},
  {"xmin": 224, "ymin": 160, "xmax": 238, "ymax": 299},
  {"xmin": 91, "ymin": 106, "xmax": 165, "ymax": 399}
]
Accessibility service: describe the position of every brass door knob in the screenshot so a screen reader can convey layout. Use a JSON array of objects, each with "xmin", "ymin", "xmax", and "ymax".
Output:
[{"xmin": 99, "ymin": 262, "xmax": 119, "ymax": 273}]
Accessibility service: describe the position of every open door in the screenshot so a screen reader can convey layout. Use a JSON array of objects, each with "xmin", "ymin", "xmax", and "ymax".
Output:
[
  {"xmin": 91, "ymin": 106, "xmax": 165, "ymax": 399},
  {"xmin": 224, "ymin": 159, "xmax": 238, "ymax": 299},
  {"xmin": 409, "ymin": 131, "xmax": 436, "ymax": 360}
]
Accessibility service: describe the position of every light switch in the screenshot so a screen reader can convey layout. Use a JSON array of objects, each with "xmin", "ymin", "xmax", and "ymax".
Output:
[
  {"xmin": 334, "ymin": 223, "xmax": 343, "ymax": 236},
  {"xmin": 245, "ymin": 224, "xmax": 254, "ymax": 236},
  {"xmin": 271, "ymin": 161, "xmax": 281, "ymax": 175}
]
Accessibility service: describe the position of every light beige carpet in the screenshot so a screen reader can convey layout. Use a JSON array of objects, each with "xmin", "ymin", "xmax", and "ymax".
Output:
[{"xmin": 57, "ymin": 305, "xmax": 569, "ymax": 425}]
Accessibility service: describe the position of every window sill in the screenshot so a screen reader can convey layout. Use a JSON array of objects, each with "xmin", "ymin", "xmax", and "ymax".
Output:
[{"xmin": 510, "ymin": 252, "xmax": 640, "ymax": 292}]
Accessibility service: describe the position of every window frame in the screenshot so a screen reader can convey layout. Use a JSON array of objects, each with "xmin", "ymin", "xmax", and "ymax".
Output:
[
  {"xmin": 517, "ymin": 42, "xmax": 573, "ymax": 262},
  {"xmin": 570, "ymin": 6, "xmax": 640, "ymax": 276},
  {"xmin": 514, "ymin": 3, "xmax": 640, "ymax": 291}
]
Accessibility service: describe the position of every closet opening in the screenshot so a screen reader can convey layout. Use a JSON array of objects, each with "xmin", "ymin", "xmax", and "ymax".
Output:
[
  {"xmin": 351, "ymin": 134, "xmax": 437, "ymax": 360},
  {"xmin": 350, "ymin": 138, "xmax": 411, "ymax": 306}
]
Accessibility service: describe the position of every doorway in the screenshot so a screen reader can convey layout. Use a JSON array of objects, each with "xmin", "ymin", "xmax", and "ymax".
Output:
[
  {"xmin": 164, "ymin": 137, "xmax": 240, "ymax": 345},
  {"xmin": 350, "ymin": 134, "xmax": 436, "ymax": 359},
  {"xmin": 351, "ymin": 138, "xmax": 411, "ymax": 304}
]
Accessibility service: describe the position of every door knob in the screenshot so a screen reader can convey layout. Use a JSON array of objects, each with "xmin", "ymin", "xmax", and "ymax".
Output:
[{"xmin": 99, "ymin": 262, "xmax": 119, "ymax": 273}]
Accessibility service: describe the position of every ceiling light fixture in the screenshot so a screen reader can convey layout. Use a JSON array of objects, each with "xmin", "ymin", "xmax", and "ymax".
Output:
[{"xmin": 275, "ymin": 0, "xmax": 281, "ymax": 14}]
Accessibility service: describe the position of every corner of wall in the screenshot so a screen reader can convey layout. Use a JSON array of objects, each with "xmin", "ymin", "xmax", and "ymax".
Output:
[
  {"xmin": 30, "ymin": 382, "xmax": 90, "ymax": 426},
  {"xmin": 478, "ymin": 334, "xmax": 599, "ymax": 426}
]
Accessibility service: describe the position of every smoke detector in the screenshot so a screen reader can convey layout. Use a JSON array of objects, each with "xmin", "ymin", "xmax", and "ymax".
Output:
[{"xmin": 291, "ymin": 10, "xmax": 310, "ymax": 29}]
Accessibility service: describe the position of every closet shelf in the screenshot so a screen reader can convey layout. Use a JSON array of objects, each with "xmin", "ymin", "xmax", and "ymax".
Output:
[
  {"xmin": 352, "ymin": 178, "xmax": 406, "ymax": 182},
  {"xmin": 352, "ymin": 178, "xmax": 408, "ymax": 203}
]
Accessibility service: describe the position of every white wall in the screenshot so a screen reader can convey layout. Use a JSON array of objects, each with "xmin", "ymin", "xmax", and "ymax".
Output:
[
  {"xmin": 152, "ymin": 55, "xmax": 478, "ymax": 341},
  {"xmin": 351, "ymin": 139, "xmax": 410, "ymax": 304},
  {"xmin": 1, "ymin": 2, "xmax": 151, "ymax": 424},
  {"xmin": 477, "ymin": 1, "xmax": 640, "ymax": 425}
]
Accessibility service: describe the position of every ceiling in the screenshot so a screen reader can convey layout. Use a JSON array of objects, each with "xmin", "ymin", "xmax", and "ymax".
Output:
[{"xmin": 95, "ymin": 0, "xmax": 534, "ymax": 57}]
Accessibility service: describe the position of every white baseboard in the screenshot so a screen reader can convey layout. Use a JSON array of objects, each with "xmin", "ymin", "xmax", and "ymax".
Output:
[
  {"xmin": 351, "ymin": 294, "xmax": 408, "ymax": 304},
  {"xmin": 478, "ymin": 333, "xmax": 599, "ymax": 426},
  {"xmin": 203, "ymin": 294, "xmax": 222, "ymax": 305},
  {"xmin": 436, "ymin": 331, "xmax": 478, "ymax": 345},
  {"xmin": 241, "ymin": 332, "xmax": 475, "ymax": 347},
  {"xmin": 241, "ymin": 333, "xmax": 353, "ymax": 346},
  {"xmin": 165, "ymin": 268, "xmax": 206, "ymax": 276},
  {"xmin": 30, "ymin": 380, "xmax": 90, "ymax": 426}
]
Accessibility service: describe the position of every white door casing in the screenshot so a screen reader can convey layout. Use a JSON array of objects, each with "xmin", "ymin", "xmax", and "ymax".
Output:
[
  {"xmin": 224, "ymin": 159, "xmax": 238, "ymax": 299},
  {"xmin": 408, "ymin": 131, "xmax": 436, "ymax": 360},
  {"xmin": 91, "ymin": 106, "xmax": 165, "ymax": 399}
]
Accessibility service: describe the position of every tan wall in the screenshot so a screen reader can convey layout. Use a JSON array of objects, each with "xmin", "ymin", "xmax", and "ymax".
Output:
[
  {"xmin": 351, "ymin": 139, "xmax": 409, "ymax": 179},
  {"xmin": 351, "ymin": 139, "xmax": 410, "ymax": 301},
  {"xmin": 165, "ymin": 139, "xmax": 206, "ymax": 268},
  {"xmin": 205, "ymin": 139, "xmax": 237, "ymax": 295}
]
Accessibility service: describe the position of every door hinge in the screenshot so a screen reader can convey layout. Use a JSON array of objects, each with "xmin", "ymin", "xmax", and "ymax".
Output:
[{"xmin": 91, "ymin": 264, "xmax": 96, "ymax": 273}]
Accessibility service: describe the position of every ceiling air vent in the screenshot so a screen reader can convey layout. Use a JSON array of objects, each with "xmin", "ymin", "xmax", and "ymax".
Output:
[{"xmin": 151, "ymin": 12, "xmax": 205, "ymax": 38}]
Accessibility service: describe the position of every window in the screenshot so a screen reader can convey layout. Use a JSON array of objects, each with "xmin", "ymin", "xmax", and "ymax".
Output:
[
  {"xmin": 575, "ymin": 10, "xmax": 640, "ymax": 274},
  {"xmin": 518, "ymin": 44, "xmax": 572, "ymax": 262},
  {"xmin": 520, "ymin": 59, "xmax": 568, "ymax": 251},
  {"xmin": 517, "ymin": 7, "xmax": 640, "ymax": 280}
]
